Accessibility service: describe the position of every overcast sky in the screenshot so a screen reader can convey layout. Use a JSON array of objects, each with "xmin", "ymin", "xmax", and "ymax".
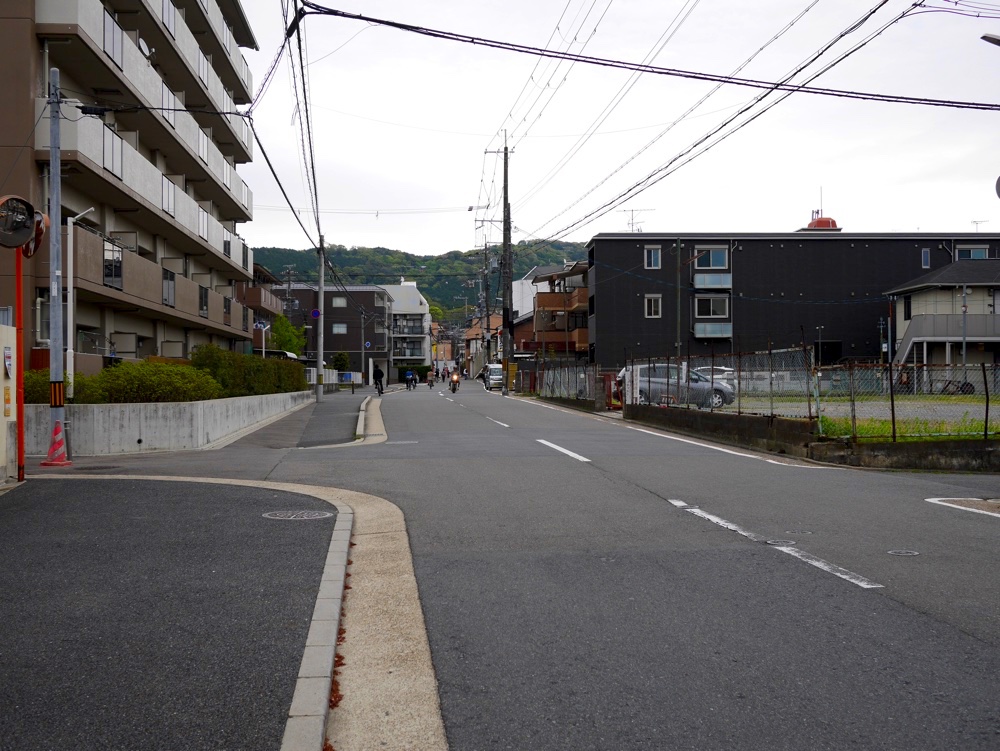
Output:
[{"xmin": 236, "ymin": 0, "xmax": 1000, "ymax": 255}]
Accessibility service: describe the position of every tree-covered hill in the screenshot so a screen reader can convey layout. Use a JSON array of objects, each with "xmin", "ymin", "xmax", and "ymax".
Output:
[{"xmin": 253, "ymin": 240, "xmax": 587, "ymax": 318}]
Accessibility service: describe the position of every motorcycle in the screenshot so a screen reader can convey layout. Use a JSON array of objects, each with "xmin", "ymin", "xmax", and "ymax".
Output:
[{"xmin": 450, "ymin": 373, "xmax": 460, "ymax": 393}]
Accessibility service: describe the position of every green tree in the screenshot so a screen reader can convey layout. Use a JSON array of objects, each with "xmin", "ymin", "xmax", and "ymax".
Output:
[
  {"xmin": 428, "ymin": 304, "xmax": 444, "ymax": 321},
  {"xmin": 269, "ymin": 314, "xmax": 306, "ymax": 355},
  {"xmin": 332, "ymin": 352, "xmax": 350, "ymax": 371}
]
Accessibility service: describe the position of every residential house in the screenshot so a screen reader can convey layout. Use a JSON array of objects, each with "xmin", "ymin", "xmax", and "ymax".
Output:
[
  {"xmin": 234, "ymin": 263, "xmax": 284, "ymax": 352},
  {"xmin": 886, "ymin": 259, "xmax": 1000, "ymax": 368},
  {"xmin": 532, "ymin": 261, "xmax": 588, "ymax": 359},
  {"xmin": 0, "ymin": 0, "xmax": 259, "ymax": 372}
]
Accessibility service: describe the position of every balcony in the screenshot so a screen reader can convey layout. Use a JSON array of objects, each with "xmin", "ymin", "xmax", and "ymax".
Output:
[
  {"xmin": 37, "ymin": 0, "xmax": 253, "ymax": 165},
  {"xmin": 693, "ymin": 273, "xmax": 732, "ymax": 289},
  {"xmin": 237, "ymin": 286, "xmax": 284, "ymax": 317},
  {"xmin": 71, "ymin": 225, "xmax": 249, "ymax": 339},
  {"xmin": 536, "ymin": 288, "xmax": 588, "ymax": 312},
  {"xmin": 37, "ymin": 102, "xmax": 251, "ymax": 278},
  {"xmin": 536, "ymin": 328, "xmax": 588, "ymax": 351},
  {"xmin": 693, "ymin": 322, "xmax": 733, "ymax": 338}
]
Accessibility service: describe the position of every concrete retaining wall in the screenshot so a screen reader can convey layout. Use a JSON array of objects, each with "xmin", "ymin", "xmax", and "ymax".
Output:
[
  {"xmin": 623, "ymin": 404, "xmax": 816, "ymax": 457},
  {"xmin": 543, "ymin": 398, "xmax": 997, "ymax": 471},
  {"xmin": 27, "ymin": 391, "xmax": 314, "ymax": 456}
]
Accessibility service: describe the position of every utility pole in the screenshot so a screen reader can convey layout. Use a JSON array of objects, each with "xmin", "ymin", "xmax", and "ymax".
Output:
[
  {"xmin": 41, "ymin": 67, "xmax": 70, "ymax": 466},
  {"xmin": 501, "ymin": 138, "xmax": 513, "ymax": 395},
  {"xmin": 316, "ymin": 235, "xmax": 324, "ymax": 402}
]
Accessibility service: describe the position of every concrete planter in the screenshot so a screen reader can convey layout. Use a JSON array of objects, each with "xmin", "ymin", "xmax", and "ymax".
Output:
[{"xmin": 27, "ymin": 391, "xmax": 314, "ymax": 456}]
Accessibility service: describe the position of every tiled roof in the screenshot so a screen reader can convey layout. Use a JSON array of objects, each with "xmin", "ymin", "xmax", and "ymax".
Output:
[{"xmin": 885, "ymin": 260, "xmax": 1000, "ymax": 295}]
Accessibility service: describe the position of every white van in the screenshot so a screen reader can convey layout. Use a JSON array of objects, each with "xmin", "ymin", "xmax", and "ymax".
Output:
[{"xmin": 484, "ymin": 363, "xmax": 504, "ymax": 391}]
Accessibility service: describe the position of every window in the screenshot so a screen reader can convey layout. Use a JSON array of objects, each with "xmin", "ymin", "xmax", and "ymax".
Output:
[
  {"xmin": 695, "ymin": 296, "xmax": 729, "ymax": 318},
  {"xmin": 102, "ymin": 126, "xmax": 122, "ymax": 178},
  {"xmin": 103, "ymin": 10, "xmax": 123, "ymax": 69},
  {"xmin": 162, "ymin": 0, "xmax": 176, "ymax": 36},
  {"xmin": 198, "ymin": 129, "xmax": 208, "ymax": 162},
  {"xmin": 644, "ymin": 245, "xmax": 661, "ymax": 270},
  {"xmin": 103, "ymin": 242, "xmax": 123, "ymax": 290},
  {"xmin": 198, "ymin": 207, "xmax": 208, "ymax": 239},
  {"xmin": 162, "ymin": 269, "xmax": 176, "ymax": 306},
  {"xmin": 331, "ymin": 296, "xmax": 347, "ymax": 307},
  {"xmin": 198, "ymin": 286, "xmax": 209, "ymax": 318},
  {"xmin": 903, "ymin": 295, "xmax": 911, "ymax": 321},
  {"xmin": 921, "ymin": 247, "xmax": 930, "ymax": 269},
  {"xmin": 694, "ymin": 246, "xmax": 728, "ymax": 269},
  {"xmin": 644, "ymin": 294, "xmax": 661, "ymax": 319},
  {"xmin": 331, "ymin": 323, "xmax": 347, "ymax": 334},
  {"xmin": 957, "ymin": 246, "xmax": 988, "ymax": 260},
  {"xmin": 160, "ymin": 82, "xmax": 176, "ymax": 127},
  {"xmin": 242, "ymin": 243, "xmax": 249, "ymax": 270},
  {"xmin": 223, "ymin": 228, "xmax": 231, "ymax": 257},
  {"xmin": 161, "ymin": 176, "xmax": 175, "ymax": 216},
  {"xmin": 198, "ymin": 50, "xmax": 209, "ymax": 83}
]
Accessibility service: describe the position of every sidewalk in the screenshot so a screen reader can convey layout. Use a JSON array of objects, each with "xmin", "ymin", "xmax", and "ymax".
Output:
[{"xmin": 0, "ymin": 389, "xmax": 380, "ymax": 751}]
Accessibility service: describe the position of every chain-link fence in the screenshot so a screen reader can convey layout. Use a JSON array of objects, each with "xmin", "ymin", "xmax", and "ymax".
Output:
[
  {"xmin": 818, "ymin": 362, "xmax": 998, "ymax": 440},
  {"xmin": 619, "ymin": 348, "xmax": 814, "ymax": 417},
  {"xmin": 539, "ymin": 352, "xmax": 998, "ymax": 441}
]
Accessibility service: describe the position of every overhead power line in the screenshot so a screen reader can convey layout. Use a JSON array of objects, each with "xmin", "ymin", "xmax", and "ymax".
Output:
[{"xmin": 294, "ymin": 2, "xmax": 1000, "ymax": 112}]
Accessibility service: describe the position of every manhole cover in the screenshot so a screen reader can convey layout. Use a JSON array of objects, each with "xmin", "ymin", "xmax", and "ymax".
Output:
[
  {"xmin": 766, "ymin": 539, "xmax": 796, "ymax": 546},
  {"xmin": 263, "ymin": 510, "xmax": 334, "ymax": 520},
  {"xmin": 888, "ymin": 550, "xmax": 919, "ymax": 556}
]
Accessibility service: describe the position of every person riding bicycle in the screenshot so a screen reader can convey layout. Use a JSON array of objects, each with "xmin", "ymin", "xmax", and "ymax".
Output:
[
  {"xmin": 405, "ymin": 369, "xmax": 415, "ymax": 390},
  {"xmin": 373, "ymin": 364, "xmax": 384, "ymax": 396}
]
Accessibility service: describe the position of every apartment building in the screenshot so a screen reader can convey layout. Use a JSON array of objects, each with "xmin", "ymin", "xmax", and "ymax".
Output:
[
  {"xmin": 587, "ymin": 219, "xmax": 1000, "ymax": 368},
  {"xmin": 0, "ymin": 0, "xmax": 258, "ymax": 373}
]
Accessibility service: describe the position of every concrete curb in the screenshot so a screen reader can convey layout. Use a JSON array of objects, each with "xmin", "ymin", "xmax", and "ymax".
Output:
[
  {"xmin": 31, "ymin": 472, "xmax": 445, "ymax": 751},
  {"xmin": 355, "ymin": 396, "xmax": 371, "ymax": 440}
]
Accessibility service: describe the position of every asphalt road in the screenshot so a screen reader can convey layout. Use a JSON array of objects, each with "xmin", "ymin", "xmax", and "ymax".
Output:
[
  {"xmin": 0, "ymin": 479, "xmax": 337, "ymax": 751},
  {"xmin": 297, "ymin": 386, "xmax": 1000, "ymax": 750},
  {"xmin": 11, "ymin": 386, "xmax": 999, "ymax": 750}
]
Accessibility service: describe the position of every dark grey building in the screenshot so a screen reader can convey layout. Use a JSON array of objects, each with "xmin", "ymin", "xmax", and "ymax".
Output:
[{"xmin": 587, "ymin": 222, "xmax": 1000, "ymax": 368}]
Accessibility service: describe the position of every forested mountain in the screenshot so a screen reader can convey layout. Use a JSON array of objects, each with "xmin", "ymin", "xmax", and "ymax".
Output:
[{"xmin": 253, "ymin": 240, "xmax": 587, "ymax": 318}]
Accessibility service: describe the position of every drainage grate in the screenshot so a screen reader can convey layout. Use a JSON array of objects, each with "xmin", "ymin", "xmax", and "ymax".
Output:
[{"xmin": 262, "ymin": 510, "xmax": 334, "ymax": 520}]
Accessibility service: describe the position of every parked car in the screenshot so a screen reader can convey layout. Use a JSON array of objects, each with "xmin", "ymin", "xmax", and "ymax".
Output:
[
  {"xmin": 693, "ymin": 366, "xmax": 736, "ymax": 386},
  {"xmin": 618, "ymin": 363, "xmax": 735, "ymax": 408}
]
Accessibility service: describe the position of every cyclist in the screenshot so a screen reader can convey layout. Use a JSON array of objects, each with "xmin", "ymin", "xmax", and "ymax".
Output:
[{"xmin": 373, "ymin": 364, "xmax": 384, "ymax": 396}]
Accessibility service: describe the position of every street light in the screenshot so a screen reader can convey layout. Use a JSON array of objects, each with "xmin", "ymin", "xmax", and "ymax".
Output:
[{"xmin": 65, "ymin": 206, "xmax": 95, "ymax": 399}]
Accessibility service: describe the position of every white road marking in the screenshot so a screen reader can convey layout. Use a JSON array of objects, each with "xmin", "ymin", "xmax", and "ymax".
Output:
[
  {"xmin": 674, "ymin": 501, "xmax": 883, "ymax": 589},
  {"xmin": 925, "ymin": 498, "xmax": 1000, "ymax": 518},
  {"xmin": 774, "ymin": 546, "xmax": 884, "ymax": 589},
  {"xmin": 627, "ymin": 426, "xmax": 830, "ymax": 468},
  {"xmin": 536, "ymin": 439, "xmax": 591, "ymax": 462},
  {"xmin": 487, "ymin": 418, "xmax": 510, "ymax": 428}
]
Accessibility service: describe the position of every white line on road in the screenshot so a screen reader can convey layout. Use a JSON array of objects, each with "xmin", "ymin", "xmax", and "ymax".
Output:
[
  {"xmin": 627, "ymin": 427, "xmax": 831, "ymax": 468},
  {"xmin": 774, "ymin": 546, "xmax": 884, "ymax": 589},
  {"xmin": 487, "ymin": 418, "xmax": 510, "ymax": 428},
  {"xmin": 536, "ymin": 439, "xmax": 591, "ymax": 462},
  {"xmin": 674, "ymin": 501, "xmax": 883, "ymax": 589},
  {"xmin": 925, "ymin": 498, "xmax": 1000, "ymax": 518}
]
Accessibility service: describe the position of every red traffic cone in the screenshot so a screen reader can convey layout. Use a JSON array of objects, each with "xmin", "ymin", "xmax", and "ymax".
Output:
[{"xmin": 40, "ymin": 419, "xmax": 72, "ymax": 467}]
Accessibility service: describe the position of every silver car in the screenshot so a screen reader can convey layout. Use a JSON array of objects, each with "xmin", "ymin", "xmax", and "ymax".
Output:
[{"xmin": 620, "ymin": 364, "xmax": 735, "ymax": 409}]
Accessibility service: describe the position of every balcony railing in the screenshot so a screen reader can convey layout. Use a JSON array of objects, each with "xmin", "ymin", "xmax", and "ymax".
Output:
[
  {"xmin": 535, "ymin": 288, "xmax": 588, "ymax": 311},
  {"xmin": 693, "ymin": 322, "xmax": 733, "ymax": 338}
]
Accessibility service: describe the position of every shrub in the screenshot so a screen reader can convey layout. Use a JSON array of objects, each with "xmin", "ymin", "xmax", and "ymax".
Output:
[
  {"xmin": 97, "ymin": 361, "xmax": 223, "ymax": 403},
  {"xmin": 191, "ymin": 344, "xmax": 307, "ymax": 397}
]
